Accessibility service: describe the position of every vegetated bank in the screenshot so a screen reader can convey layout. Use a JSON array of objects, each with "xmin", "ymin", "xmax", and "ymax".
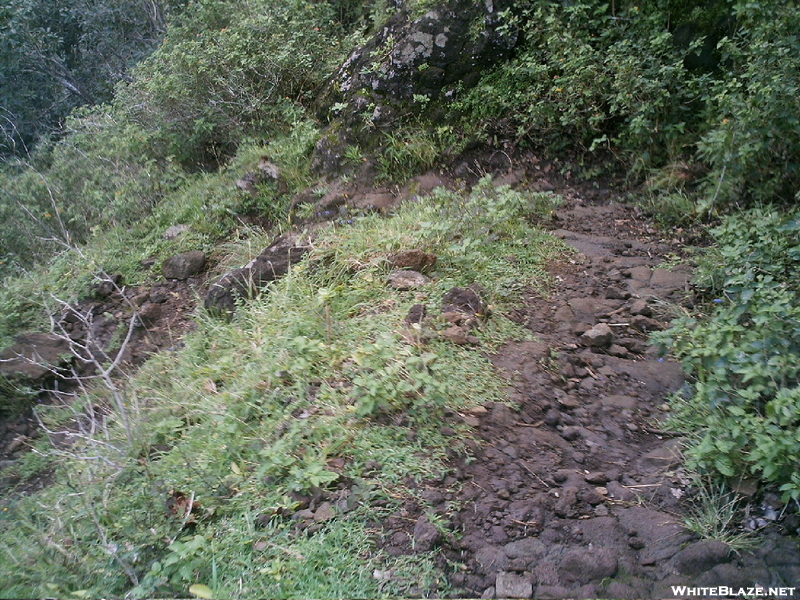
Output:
[{"xmin": 1, "ymin": 0, "xmax": 800, "ymax": 596}]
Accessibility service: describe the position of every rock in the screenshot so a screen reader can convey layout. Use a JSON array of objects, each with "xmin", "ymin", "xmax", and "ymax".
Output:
[
  {"xmin": 91, "ymin": 273, "xmax": 123, "ymax": 298},
  {"xmin": 236, "ymin": 158, "xmax": 283, "ymax": 194},
  {"xmin": 389, "ymin": 250, "xmax": 438, "ymax": 273},
  {"xmin": 544, "ymin": 409, "xmax": 561, "ymax": 426},
  {"xmin": 489, "ymin": 403, "xmax": 516, "ymax": 427},
  {"xmin": 584, "ymin": 471, "xmax": 609, "ymax": 485},
  {"xmin": 138, "ymin": 302, "xmax": 162, "ymax": 325},
  {"xmin": 313, "ymin": 501, "xmax": 335, "ymax": 523},
  {"xmin": 671, "ymin": 540, "xmax": 731, "ymax": 576},
  {"xmin": 163, "ymin": 224, "xmax": 190, "ymax": 240},
  {"xmin": 162, "ymin": 251, "xmax": 206, "ymax": 280},
  {"xmin": 638, "ymin": 439, "xmax": 683, "ymax": 472},
  {"xmin": 554, "ymin": 486, "xmax": 578, "ymax": 518},
  {"xmin": 481, "ymin": 586, "xmax": 495, "ymax": 599},
  {"xmin": 441, "ymin": 325, "xmax": 478, "ymax": 345},
  {"xmin": 495, "ymin": 571, "xmax": 532, "ymax": 599},
  {"xmin": 0, "ymin": 333, "xmax": 71, "ymax": 380},
  {"xmin": 504, "ymin": 538, "xmax": 546, "ymax": 561},
  {"xmin": 608, "ymin": 344, "xmax": 628, "ymax": 357},
  {"xmin": 560, "ymin": 426, "xmax": 581, "ymax": 441},
  {"xmin": 559, "ymin": 547, "xmax": 618, "ymax": 584},
  {"xmin": 606, "ymin": 481, "xmax": 636, "ymax": 502},
  {"xmin": 412, "ymin": 514, "xmax": 441, "ymax": 552},
  {"xmin": 388, "ymin": 270, "xmax": 429, "ymax": 290},
  {"xmin": 616, "ymin": 506, "xmax": 691, "ymax": 565},
  {"xmin": 649, "ymin": 268, "xmax": 689, "ymax": 293},
  {"xmin": 601, "ymin": 394, "xmax": 637, "ymax": 409},
  {"xmin": 204, "ymin": 233, "xmax": 309, "ymax": 315},
  {"xmin": 474, "ymin": 546, "xmax": 509, "ymax": 574},
  {"xmin": 580, "ymin": 323, "xmax": 613, "ymax": 348},
  {"xmin": 313, "ymin": 0, "xmax": 521, "ymax": 167},
  {"xmin": 605, "ymin": 287, "xmax": 629, "ymax": 300},
  {"xmin": 630, "ymin": 315, "xmax": 663, "ymax": 332},
  {"xmin": 629, "ymin": 299, "xmax": 652, "ymax": 316}
]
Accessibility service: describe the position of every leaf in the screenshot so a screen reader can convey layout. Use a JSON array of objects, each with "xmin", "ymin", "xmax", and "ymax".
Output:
[
  {"xmin": 189, "ymin": 584, "xmax": 215, "ymax": 599},
  {"xmin": 231, "ymin": 461, "xmax": 242, "ymax": 476}
]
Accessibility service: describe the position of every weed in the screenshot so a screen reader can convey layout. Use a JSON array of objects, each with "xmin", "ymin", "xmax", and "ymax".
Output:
[{"xmin": 683, "ymin": 476, "xmax": 757, "ymax": 551}]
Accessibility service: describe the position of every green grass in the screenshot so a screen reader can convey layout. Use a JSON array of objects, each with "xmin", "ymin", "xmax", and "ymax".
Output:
[
  {"xmin": 0, "ymin": 179, "xmax": 567, "ymax": 598},
  {"xmin": 0, "ymin": 128, "xmax": 317, "ymax": 350}
]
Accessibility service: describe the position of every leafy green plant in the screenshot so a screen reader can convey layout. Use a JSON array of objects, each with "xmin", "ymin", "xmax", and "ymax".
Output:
[{"xmin": 655, "ymin": 207, "xmax": 800, "ymax": 499}]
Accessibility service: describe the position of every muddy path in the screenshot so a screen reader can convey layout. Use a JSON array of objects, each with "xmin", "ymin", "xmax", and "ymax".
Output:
[{"xmin": 378, "ymin": 175, "xmax": 800, "ymax": 598}]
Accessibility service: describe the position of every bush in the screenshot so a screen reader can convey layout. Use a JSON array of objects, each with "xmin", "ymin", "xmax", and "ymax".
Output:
[
  {"xmin": 455, "ymin": 0, "xmax": 800, "ymax": 212},
  {"xmin": 655, "ymin": 207, "xmax": 800, "ymax": 499},
  {"xmin": 115, "ymin": 0, "xmax": 363, "ymax": 169}
]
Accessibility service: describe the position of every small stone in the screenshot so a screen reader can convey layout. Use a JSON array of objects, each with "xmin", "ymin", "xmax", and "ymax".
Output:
[
  {"xmin": 630, "ymin": 315, "xmax": 662, "ymax": 332},
  {"xmin": 581, "ymin": 488, "xmax": 604, "ymax": 506},
  {"xmin": 544, "ymin": 409, "xmax": 561, "ymax": 426},
  {"xmin": 584, "ymin": 471, "xmax": 609, "ymax": 485},
  {"xmin": 558, "ymin": 396, "xmax": 581, "ymax": 410},
  {"xmin": 138, "ymin": 302, "xmax": 162, "ymax": 325},
  {"xmin": 163, "ymin": 224, "xmax": 190, "ymax": 240},
  {"xmin": 442, "ymin": 325, "xmax": 472, "ymax": 345},
  {"xmin": 608, "ymin": 344, "xmax": 628, "ymax": 357},
  {"xmin": 605, "ymin": 287, "xmax": 630, "ymax": 300},
  {"xmin": 388, "ymin": 270, "xmax": 429, "ymax": 290},
  {"xmin": 580, "ymin": 323, "xmax": 614, "ymax": 348},
  {"xmin": 555, "ymin": 487, "xmax": 578, "ymax": 517},
  {"xmin": 629, "ymin": 299, "xmax": 652, "ymax": 316},
  {"xmin": 561, "ymin": 426, "xmax": 581, "ymax": 441},
  {"xmin": 313, "ymin": 501, "xmax": 335, "ymax": 522},
  {"xmin": 162, "ymin": 250, "xmax": 206, "ymax": 280}
]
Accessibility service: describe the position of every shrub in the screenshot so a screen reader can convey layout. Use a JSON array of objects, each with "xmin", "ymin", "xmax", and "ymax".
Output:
[
  {"xmin": 115, "ymin": 0, "xmax": 363, "ymax": 169},
  {"xmin": 455, "ymin": 0, "xmax": 800, "ymax": 212},
  {"xmin": 655, "ymin": 207, "xmax": 800, "ymax": 499}
]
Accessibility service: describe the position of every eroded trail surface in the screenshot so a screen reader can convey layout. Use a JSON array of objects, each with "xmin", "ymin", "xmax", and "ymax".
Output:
[{"xmin": 381, "ymin": 182, "xmax": 800, "ymax": 598}]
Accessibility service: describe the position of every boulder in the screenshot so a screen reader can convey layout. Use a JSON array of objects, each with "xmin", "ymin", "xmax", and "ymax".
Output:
[{"xmin": 313, "ymin": 0, "xmax": 522, "ymax": 170}]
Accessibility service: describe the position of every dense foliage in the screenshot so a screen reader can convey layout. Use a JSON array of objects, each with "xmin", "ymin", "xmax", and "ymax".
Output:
[
  {"xmin": 0, "ymin": 0, "xmax": 184, "ymax": 155},
  {"xmin": 456, "ymin": 0, "xmax": 800, "ymax": 210},
  {"xmin": 655, "ymin": 208, "xmax": 800, "ymax": 500}
]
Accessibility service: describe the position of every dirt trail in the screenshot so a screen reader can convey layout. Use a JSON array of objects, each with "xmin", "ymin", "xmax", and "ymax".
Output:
[{"xmin": 379, "ymin": 175, "xmax": 800, "ymax": 598}]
